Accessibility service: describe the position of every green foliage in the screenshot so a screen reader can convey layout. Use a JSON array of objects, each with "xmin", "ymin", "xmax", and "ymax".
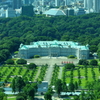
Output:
[
  {"xmin": 23, "ymin": 83, "xmax": 37, "ymax": 100},
  {"xmin": 68, "ymin": 55, "xmax": 76, "ymax": 58},
  {"xmin": 55, "ymin": 79, "xmax": 63, "ymax": 96},
  {"xmin": 34, "ymin": 55, "xmax": 40, "ymax": 58},
  {"xmin": 90, "ymin": 59, "xmax": 98, "ymax": 66},
  {"xmin": 6, "ymin": 59, "xmax": 14, "ymax": 64},
  {"xmin": 11, "ymin": 76, "xmax": 25, "ymax": 93},
  {"xmin": 16, "ymin": 59, "xmax": 27, "ymax": 64},
  {"xmin": 68, "ymin": 82, "xmax": 75, "ymax": 92},
  {"xmin": 14, "ymin": 51, "xmax": 19, "ymax": 54},
  {"xmin": 44, "ymin": 91, "xmax": 52, "ymax": 100},
  {"xmin": 89, "ymin": 45, "xmax": 98, "ymax": 53},
  {"xmin": 78, "ymin": 59, "xmax": 89, "ymax": 65},
  {"xmin": 0, "ymin": 92, "xmax": 6, "ymax": 100},
  {"xmin": 65, "ymin": 63, "xmax": 75, "ymax": 69},
  {"xmin": 27, "ymin": 63, "xmax": 37, "ymax": 69},
  {"xmin": 16, "ymin": 96, "xmax": 25, "ymax": 100}
]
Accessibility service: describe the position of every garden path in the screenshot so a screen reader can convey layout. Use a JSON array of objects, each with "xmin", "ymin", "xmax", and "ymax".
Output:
[
  {"xmin": 58, "ymin": 67, "xmax": 63, "ymax": 79},
  {"xmin": 34, "ymin": 67, "xmax": 41, "ymax": 82},
  {"xmin": 43, "ymin": 64, "xmax": 54, "ymax": 85}
]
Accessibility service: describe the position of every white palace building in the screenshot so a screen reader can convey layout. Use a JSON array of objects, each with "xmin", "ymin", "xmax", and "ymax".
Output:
[{"xmin": 18, "ymin": 40, "xmax": 89, "ymax": 59}]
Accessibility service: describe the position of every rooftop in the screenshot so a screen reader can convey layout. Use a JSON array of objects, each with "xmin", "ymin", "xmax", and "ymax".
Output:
[
  {"xmin": 19, "ymin": 40, "xmax": 89, "ymax": 50},
  {"xmin": 44, "ymin": 8, "xmax": 66, "ymax": 16}
]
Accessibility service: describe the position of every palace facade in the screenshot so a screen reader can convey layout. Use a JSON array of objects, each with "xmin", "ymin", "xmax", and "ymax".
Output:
[{"xmin": 18, "ymin": 40, "xmax": 89, "ymax": 59}]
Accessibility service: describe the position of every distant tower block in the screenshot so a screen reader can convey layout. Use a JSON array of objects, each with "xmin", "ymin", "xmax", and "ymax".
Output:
[
  {"xmin": 65, "ymin": 0, "xmax": 70, "ymax": 6},
  {"xmin": 12, "ymin": 0, "xmax": 22, "ymax": 9},
  {"xmin": 93, "ymin": 0, "xmax": 100, "ymax": 13},
  {"xmin": 55, "ymin": 0, "xmax": 60, "ymax": 7},
  {"xmin": 84, "ymin": 0, "xmax": 87, "ymax": 8}
]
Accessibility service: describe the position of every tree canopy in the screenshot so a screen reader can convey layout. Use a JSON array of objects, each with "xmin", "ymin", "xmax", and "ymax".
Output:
[
  {"xmin": 0, "ymin": 14, "xmax": 100, "ymax": 62},
  {"xmin": 16, "ymin": 59, "xmax": 27, "ymax": 64},
  {"xmin": 27, "ymin": 63, "xmax": 37, "ymax": 69},
  {"xmin": 65, "ymin": 63, "xmax": 75, "ymax": 69}
]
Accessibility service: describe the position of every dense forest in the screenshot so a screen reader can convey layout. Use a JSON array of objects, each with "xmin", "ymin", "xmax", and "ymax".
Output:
[{"xmin": 0, "ymin": 13, "xmax": 100, "ymax": 62}]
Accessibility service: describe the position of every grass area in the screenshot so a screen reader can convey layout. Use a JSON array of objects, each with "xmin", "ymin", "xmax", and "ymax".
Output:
[
  {"xmin": 65, "ymin": 67, "xmax": 100, "ymax": 88},
  {"xmin": 7, "ymin": 97, "xmax": 16, "ymax": 100},
  {"xmin": 0, "ymin": 66, "xmax": 39, "ymax": 82}
]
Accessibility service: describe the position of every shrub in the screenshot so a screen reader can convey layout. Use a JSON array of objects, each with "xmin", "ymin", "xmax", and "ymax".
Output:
[
  {"xmin": 78, "ymin": 59, "xmax": 89, "ymax": 65},
  {"xmin": 16, "ymin": 59, "xmax": 27, "ymax": 64},
  {"xmin": 34, "ymin": 55, "xmax": 40, "ymax": 58},
  {"xmin": 90, "ymin": 59, "xmax": 98, "ymax": 66},
  {"xmin": 65, "ymin": 63, "xmax": 75, "ymax": 69},
  {"xmin": 68, "ymin": 55, "xmax": 76, "ymax": 58},
  {"xmin": 27, "ymin": 63, "xmax": 37, "ymax": 69},
  {"xmin": 6, "ymin": 59, "xmax": 14, "ymax": 64}
]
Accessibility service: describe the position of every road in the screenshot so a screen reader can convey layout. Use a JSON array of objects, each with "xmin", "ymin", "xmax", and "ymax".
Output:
[
  {"xmin": 43, "ymin": 64, "xmax": 54, "ymax": 85},
  {"xmin": 27, "ymin": 57, "xmax": 79, "ymax": 66}
]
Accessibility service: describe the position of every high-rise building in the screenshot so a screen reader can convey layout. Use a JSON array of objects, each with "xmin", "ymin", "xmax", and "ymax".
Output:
[
  {"xmin": 22, "ymin": 0, "xmax": 30, "ymax": 5},
  {"xmin": 65, "ymin": 0, "xmax": 70, "ymax": 6},
  {"xmin": 55, "ymin": 0, "xmax": 60, "ymax": 7},
  {"xmin": 93, "ymin": 0, "xmax": 100, "ymax": 13},
  {"xmin": 6, "ymin": 8, "xmax": 16, "ymax": 18},
  {"xmin": 22, "ymin": 5, "xmax": 34, "ymax": 16},
  {"xmin": 84, "ymin": 0, "xmax": 93, "ymax": 11},
  {"xmin": 12, "ymin": 0, "xmax": 22, "ymax": 9}
]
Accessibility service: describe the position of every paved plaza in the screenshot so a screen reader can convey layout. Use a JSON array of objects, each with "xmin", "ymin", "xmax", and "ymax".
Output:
[{"xmin": 26, "ymin": 56, "xmax": 79, "ymax": 66}]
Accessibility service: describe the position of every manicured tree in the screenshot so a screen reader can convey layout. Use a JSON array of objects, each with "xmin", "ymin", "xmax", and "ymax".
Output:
[
  {"xmin": 99, "ymin": 65, "xmax": 100, "ymax": 72},
  {"xmin": 77, "ymin": 68, "xmax": 80, "ymax": 79},
  {"xmin": 27, "ymin": 87, "xmax": 35, "ymax": 100},
  {"xmin": 90, "ymin": 59, "xmax": 98, "ymax": 66},
  {"xmin": 11, "ymin": 78, "xmax": 16, "ymax": 93},
  {"xmin": 16, "ymin": 96, "xmax": 25, "ymax": 100},
  {"xmin": 65, "ymin": 63, "xmax": 75, "ymax": 70},
  {"xmin": 92, "ymin": 70, "xmax": 96, "ymax": 80},
  {"xmin": 11, "ymin": 76, "xmax": 25, "ymax": 93},
  {"xmin": 16, "ymin": 77, "xmax": 26, "ymax": 92},
  {"xmin": 0, "ymin": 88, "xmax": 5, "ymax": 92},
  {"xmin": 23, "ymin": 84, "xmax": 37, "ymax": 100},
  {"xmin": 79, "ymin": 90, "xmax": 85, "ymax": 100},
  {"xmin": 62, "ymin": 69, "xmax": 66, "ymax": 82},
  {"xmin": 84, "ymin": 66, "xmax": 88, "ymax": 80},
  {"xmin": 6, "ymin": 59, "xmax": 14, "ymax": 64},
  {"xmin": 68, "ymin": 55, "xmax": 75, "ymax": 58},
  {"xmin": 16, "ymin": 59, "xmax": 27, "ymax": 64},
  {"xmin": 78, "ymin": 79, "xmax": 81, "ymax": 86},
  {"xmin": 74, "ymin": 81, "xmax": 78, "ymax": 90},
  {"xmin": 74, "ymin": 96, "xmax": 79, "ymax": 100},
  {"xmin": 78, "ymin": 59, "xmax": 89, "ymax": 65},
  {"xmin": 34, "ymin": 55, "xmax": 40, "ymax": 58},
  {"xmin": 62, "ymin": 81, "xmax": 68, "ymax": 92},
  {"xmin": 55, "ymin": 79, "xmax": 62, "ymax": 97},
  {"xmin": 70, "ymin": 69, "xmax": 74, "ymax": 82},
  {"xmin": 17, "ymin": 93, "xmax": 27, "ymax": 100},
  {"xmin": 27, "ymin": 63, "xmax": 37, "ymax": 69},
  {"xmin": 68, "ymin": 82, "xmax": 75, "ymax": 92},
  {"xmin": 0, "ymin": 92, "xmax": 6, "ymax": 100},
  {"xmin": 44, "ymin": 91, "xmax": 52, "ymax": 100}
]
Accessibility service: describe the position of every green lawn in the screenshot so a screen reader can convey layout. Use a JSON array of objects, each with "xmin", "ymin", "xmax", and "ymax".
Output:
[
  {"xmin": 7, "ymin": 97, "xmax": 16, "ymax": 100},
  {"xmin": 0, "ymin": 66, "xmax": 39, "ymax": 82},
  {"xmin": 65, "ymin": 67, "xmax": 100, "ymax": 88}
]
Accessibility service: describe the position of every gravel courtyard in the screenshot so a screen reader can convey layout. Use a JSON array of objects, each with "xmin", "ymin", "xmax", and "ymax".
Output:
[{"xmin": 26, "ymin": 56, "xmax": 79, "ymax": 66}]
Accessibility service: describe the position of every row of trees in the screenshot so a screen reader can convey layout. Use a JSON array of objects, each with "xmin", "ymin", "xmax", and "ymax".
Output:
[
  {"xmin": 11, "ymin": 76, "xmax": 37, "ymax": 100},
  {"xmin": 79, "ymin": 59, "xmax": 98, "ymax": 66}
]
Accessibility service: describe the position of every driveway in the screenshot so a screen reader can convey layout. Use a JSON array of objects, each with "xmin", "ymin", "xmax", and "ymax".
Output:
[{"xmin": 26, "ymin": 57, "xmax": 79, "ymax": 66}]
